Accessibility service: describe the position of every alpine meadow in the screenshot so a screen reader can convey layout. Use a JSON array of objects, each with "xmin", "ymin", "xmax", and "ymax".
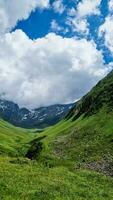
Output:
[{"xmin": 0, "ymin": 0, "xmax": 113, "ymax": 200}]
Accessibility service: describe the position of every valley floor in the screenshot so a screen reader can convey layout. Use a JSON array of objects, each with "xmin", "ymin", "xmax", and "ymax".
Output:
[
  {"xmin": 0, "ymin": 106, "xmax": 113, "ymax": 199},
  {"xmin": 0, "ymin": 156, "xmax": 113, "ymax": 200}
]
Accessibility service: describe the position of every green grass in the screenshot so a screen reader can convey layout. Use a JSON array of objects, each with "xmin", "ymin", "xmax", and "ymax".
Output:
[
  {"xmin": 0, "ymin": 70, "xmax": 113, "ymax": 199},
  {"xmin": 0, "ymin": 156, "xmax": 113, "ymax": 200},
  {"xmin": 33, "ymin": 106, "xmax": 113, "ymax": 170},
  {"xmin": 0, "ymin": 119, "xmax": 35, "ymax": 156},
  {"xmin": 0, "ymin": 109, "xmax": 113, "ymax": 199}
]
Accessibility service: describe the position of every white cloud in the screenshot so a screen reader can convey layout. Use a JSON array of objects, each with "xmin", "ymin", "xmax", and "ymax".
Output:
[
  {"xmin": 109, "ymin": 0, "xmax": 113, "ymax": 11},
  {"xmin": 52, "ymin": 0, "xmax": 65, "ymax": 14},
  {"xmin": 99, "ymin": 15, "xmax": 113, "ymax": 54},
  {"xmin": 50, "ymin": 20, "xmax": 62, "ymax": 32},
  {"xmin": 67, "ymin": 0, "xmax": 101, "ymax": 35},
  {"xmin": 68, "ymin": 7, "xmax": 76, "ymax": 17},
  {"xmin": 0, "ymin": 0, "xmax": 50, "ymax": 34},
  {"xmin": 0, "ymin": 30, "xmax": 108, "ymax": 108},
  {"xmin": 50, "ymin": 19, "xmax": 69, "ymax": 34},
  {"xmin": 77, "ymin": 0, "xmax": 101, "ymax": 17},
  {"xmin": 67, "ymin": 17, "xmax": 89, "ymax": 35}
]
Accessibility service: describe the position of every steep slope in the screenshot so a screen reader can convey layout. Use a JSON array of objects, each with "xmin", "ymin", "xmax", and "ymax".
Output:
[
  {"xmin": 0, "ymin": 100, "xmax": 74, "ymax": 128},
  {"xmin": 1, "ymin": 70, "xmax": 113, "ymax": 199},
  {"xmin": 32, "ymin": 70, "xmax": 113, "ymax": 175},
  {"xmin": 66, "ymin": 70, "xmax": 113, "ymax": 120}
]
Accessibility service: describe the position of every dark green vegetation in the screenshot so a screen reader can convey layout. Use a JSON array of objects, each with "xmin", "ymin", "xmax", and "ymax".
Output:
[
  {"xmin": 0, "ymin": 70, "xmax": 113, "ymax": 199},
  {"xmin": 66, "ymin": 70, "xmax": 113, "ymax": 120}
]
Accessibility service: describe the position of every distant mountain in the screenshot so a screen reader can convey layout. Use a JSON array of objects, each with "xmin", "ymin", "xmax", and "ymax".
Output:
[
  {"xmin": 0, "ymin": 99, "xmax": 74, "ymax": 128},
  {"xmin": 1, "ymin": 71, "xmax": 113, "ymax": 200}
]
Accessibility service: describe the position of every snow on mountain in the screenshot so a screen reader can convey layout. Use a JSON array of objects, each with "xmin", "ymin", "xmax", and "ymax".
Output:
[{"xmin": 0, "ymin": 99, "xmax": 74, "ymax": 128}]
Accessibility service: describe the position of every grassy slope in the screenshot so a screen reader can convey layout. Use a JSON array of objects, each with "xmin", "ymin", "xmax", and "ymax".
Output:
[
  {"xmin": 1, "ymin": 108, "xmax": 113, "ymax": 199},
  {"xmin": 1, "ymin": 71, "xmax": 113, "ymax": 199},
  {"xmin": 36, "ymin": 71, "xmax": 113, "ymax": 173},
  {"xmin": 35, "ymin": 106, "xmax": 113, "ymax": 170},
  {"xmin": 0, "ymin": 119, "xmax": 34, "ymax": 156}
]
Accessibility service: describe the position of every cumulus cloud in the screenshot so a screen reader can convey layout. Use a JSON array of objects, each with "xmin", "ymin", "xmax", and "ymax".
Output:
[
  {"xmin": 0, "ymin": 0, "xmax": 50, "ymax": 34},
  {"xmin": 67, "ymin": 0, "xmax": 101, "ymax": 35},
  {"xmin": 0, "ymin": 30, "xmax": 109, "ymax": 108},
  {"xmin": 52, "ymin": 0, "xmax": 65, "ymax": 14},
  {"xmin": 109, "ymin": 0, "xmax": 113, "ymax": 11},
  {"xmin": 67, "ymin": 17, "xmax": 89, "ymax": 35},
  {"xmin": 50, "ymin": 19, "xmax": 69, "ymax": 34},
  {"xmin": 50, "ymin": 20, "xmax": 62, "ymax": 32},
  {"xmin": 99, "ymin": 15, "xmax": 113, "ymax": 54},
  {"xmin": 77, "ymin": 0, "xmax": 101, "ymax": 17},
  {"xmin": 99, "ymin": 0, "xmax": 113, "ymax": 54}
]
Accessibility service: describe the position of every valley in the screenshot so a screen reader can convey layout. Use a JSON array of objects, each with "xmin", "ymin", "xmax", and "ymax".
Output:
[
  {"xmin": 0, "ymin": 70, "xmax": 113, "ymax": 199},
  {"xmin": 0, "ymin": 0, "xmax": 113, "ymax": 199}
]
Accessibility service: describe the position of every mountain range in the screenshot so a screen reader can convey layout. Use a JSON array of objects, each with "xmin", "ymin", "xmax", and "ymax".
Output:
[
  {"xmin": 0, "ymin": 70, "xmax": 113, "ymax": 199},
  {"xmin": 0, "ymin": 99, "xmax": 74, "ymax": 128}
]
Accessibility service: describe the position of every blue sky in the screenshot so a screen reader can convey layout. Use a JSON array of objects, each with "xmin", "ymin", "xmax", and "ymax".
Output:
[
  {"xmin": 0, "ymin": 0, "xmax": 113, "ymax": 108},
  {"xmin": 14, "ymin": 0, "xmax": 77, "ymax": 39},
  {"xmin": 13, "ymin": 0, "xmax": 113, "ymax": 64},
  {"xmin": 14, "ymin": 0, "xmax": 105, "ymax": 40}
]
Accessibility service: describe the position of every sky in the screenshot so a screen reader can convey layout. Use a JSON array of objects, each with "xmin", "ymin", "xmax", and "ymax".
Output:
[{"xmin": 0, "ymin": 0, "xmax": 113, "ymax": 108}]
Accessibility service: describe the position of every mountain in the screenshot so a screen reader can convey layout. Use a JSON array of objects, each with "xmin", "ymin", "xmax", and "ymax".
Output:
[
  {"xmin": 0, "ymin": 99, "xmax": 74, "ymax": 128},
  {"xmin": 0, "ymin": 70, "xmax": 113, "ymax": 199},
  {"xmin": 66, "ymin": 70, "xmax": 113, "ymax": 120},
  {"xmin": 32, "ymin": 69, "xmax": 113, "ymax": 176}
]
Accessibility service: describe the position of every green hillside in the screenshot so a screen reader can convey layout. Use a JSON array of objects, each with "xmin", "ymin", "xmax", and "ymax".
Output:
[
  {"xmin": 0, "ymin": 70, "xmax": 113, "ymax": 199},
  {"xmin": 66, "ymin": 70, "xmax": 113, "ymax": 120},
  {"xmin": 35, "ymin": 70, "xmax": 113, "ymax": 171},
  {"xmin": 0, "ymin": 119, "xmax": 34, "ymax": 156}
]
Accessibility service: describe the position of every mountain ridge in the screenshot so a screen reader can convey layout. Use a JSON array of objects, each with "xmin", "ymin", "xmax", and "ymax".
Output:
[
  {"xmin": 33, "ymin": 69, "xmax": 113, "ymax": 174},
  {"xmin": 0, "ymin": 70, "xmax": 113, "ymax": 199},
  {"xmin": 66, "ymin": 70, "xmax": 113, "ymax": 120},
  {"xmin": 0, "ymin": 99, "xmax": 74, "ymax": 128}
]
